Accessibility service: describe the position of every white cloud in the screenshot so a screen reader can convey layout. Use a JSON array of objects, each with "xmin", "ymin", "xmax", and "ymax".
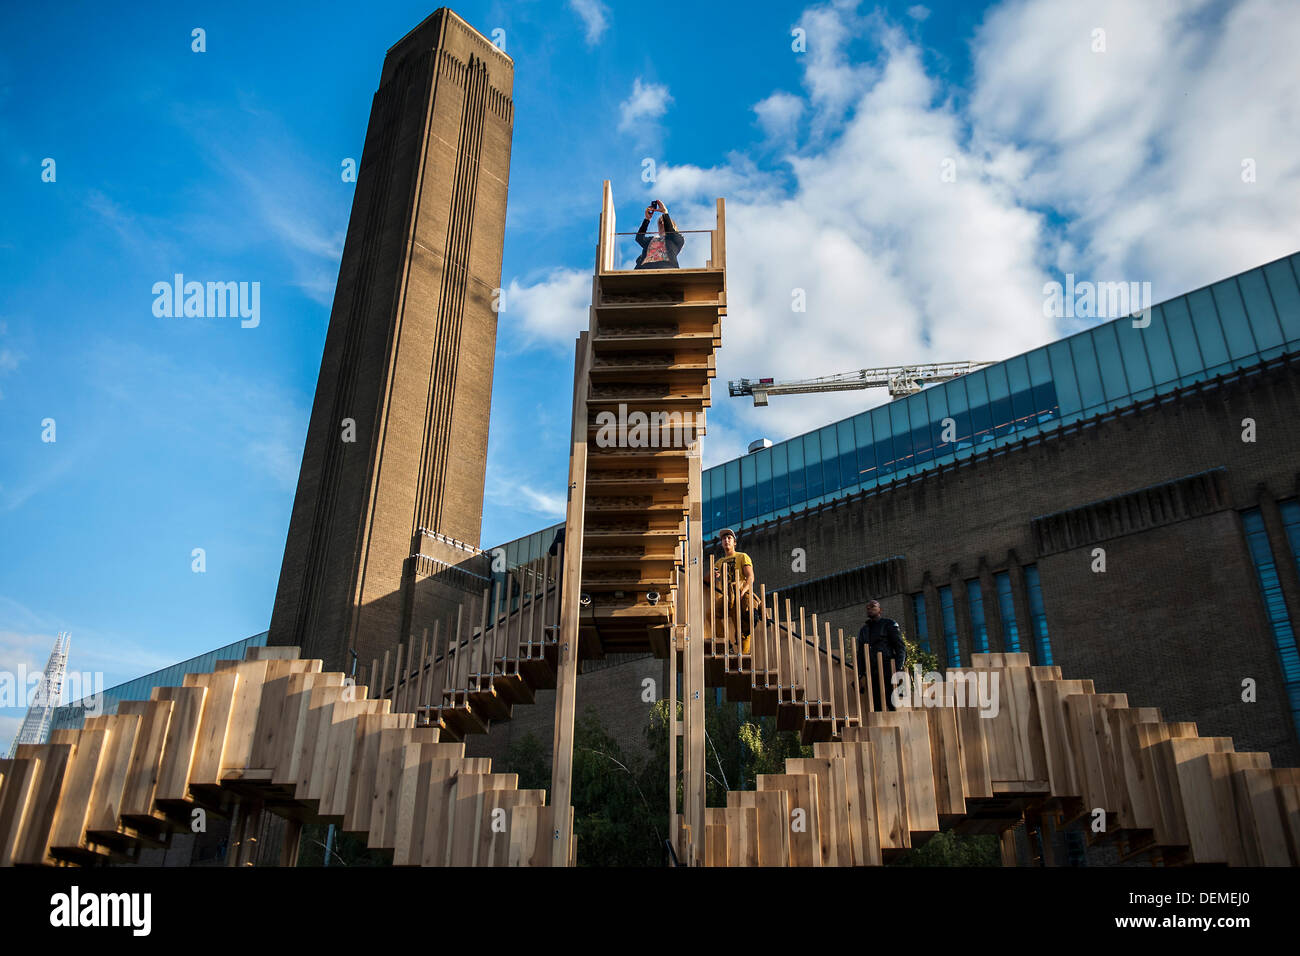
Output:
[
  {"xmin": 647, "ymin": 0, "xmax": 1300, "ymax": 459},
  {"xmin": 969, "ymin": 0, "xmax": 1300, "ymax": 297},
  {"xmin": 754, "ymin": 91, "xmax": 805, "ymax": 142},
  {"xmin": 907, "ymin": 4, "xmax": 930, "ymax": 21},
  {"xmin": 698, "ymin": 17, "xmax": 1052, "ymax": 449},
  {"xmin": 569, "ymin": 0, "xmax": 610, "ymax": 45},
  {"xmin": 504, "ymin": 268, "xmax": 591, "ymax": 351},
  {"xmin": 485, "ymin": 471, "xmax": 567, "ymax": 519},
  {"xmin": 618, "ymin": 78, "xmax": 673, "ymax": 134},
  {"xmin": 796, "ymin": 0, "xmax": 876, "ymax": 133}
]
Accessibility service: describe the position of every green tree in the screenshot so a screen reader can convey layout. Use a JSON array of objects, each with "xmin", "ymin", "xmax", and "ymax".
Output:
[{"xmin": 892, "ymin": 830, "xmax": 1001, "ymax": 866}]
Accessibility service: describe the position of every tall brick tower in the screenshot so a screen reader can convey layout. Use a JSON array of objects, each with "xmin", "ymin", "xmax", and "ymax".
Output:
[{"xmin": 269, "ymin": 9, "xmax": 513, "ymax": 671}]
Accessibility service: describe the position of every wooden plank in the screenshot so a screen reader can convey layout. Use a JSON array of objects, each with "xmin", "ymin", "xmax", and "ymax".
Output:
[
  {"xmin": 784, "ymin": 757, "xmax": 841, "ymax": 865},
  {"xmin": 864, "ymin": 725, "xmax": 909, "ymax": 850},
  {"xmin": 320, "ymin": 700, "xmax": 391, "ymax": 819},
  {"xmin": 550, "ymin": 331, "xmax": 592, "ymax": 868},
  {"xmin": 814, "ymin": 739, "xmax": 881, "ymax": 865},
  {"xmin": 0, "ymin": 756, "xmax": 42, "ymax": 866},
  {"xmin": 1107, "ymin": 707, "xmax": 1163, "ymax": 832},
  {"xmin": 925, "ymin": 705, "xmax": 967, "ymax": 818},
  {"xmin": 271, "ymin": 672, "xmax": 342, "ymax": 787},
  {"xmin": 727, "ymin": 788, "xmax": 788, "ymax": 866},
  {"xmin": 150, "ymin": 685, "xmax": 208, "ymax": 802},
  {"xmin": 14, "ymin": 743, "xmax": 73, "ymax": 864},
  {"xmin": 1134, "ymin": 722, "xmax": 1202, "ymax": 846},
  {"xmin": 75, "ymin": 716, "xmax": 149, "ymax": 856},
  {"xmin": 682, "ymin": 441, "xmax": 707, "ymax": 864},
  {"xmin": 481, "ymin": 789, "xmax": 546, "ymax": 867},
  {"xmin": 218, "ymin": 660, "xmax": 274, "ymax": 774},
  {"xmin": 48, "ymin": 727, "xmax": 111, "ymax": 855},
  {"xmin": 864, "ymin": 710, "xmax": 939, "ymax": 833},
  {"xmin": 180, "ymin": 669, "xmax": 240, "ymax": 788},
  {"xmin": 1228, "ymin": 766, "xmax": 1289, "ymax": 865},
  {"xmin": 117, "ymin": 699, "xmax": 174, "ymax": 819},
  {"xmin": 1203, "ymin": 751, "xmax": 1272, "ymax": 866},
  {"xmin": 726, "ymin": 805, "xmax": 759, "ymax": 866}
]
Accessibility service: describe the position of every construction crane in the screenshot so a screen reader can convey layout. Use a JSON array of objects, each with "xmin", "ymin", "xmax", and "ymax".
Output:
[
  {"xmin": 728, "ymin": 361, "xmax": 996, "ymax": 406},
  {"xmin": 7, "ymin": 631, "xmax": 70, "ymax": 757}
]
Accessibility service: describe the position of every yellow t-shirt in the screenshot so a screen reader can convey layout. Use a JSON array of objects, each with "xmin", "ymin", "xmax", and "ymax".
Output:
[{"xmin": 716, "ymin": 552, "xmax": 753, "ymax": 581}]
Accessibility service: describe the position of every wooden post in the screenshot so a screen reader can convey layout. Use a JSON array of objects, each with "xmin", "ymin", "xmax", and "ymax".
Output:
[
  {"xmin": 550, "ymin": 332, "xmax": 591, "ymax": 867},
  {"xmin": 684, "ymin": 441, "xmax": 707, "ymax": 864},
  {"xmin": 669, "ymin": 557, "xmax": 680, "ymax": 856}
]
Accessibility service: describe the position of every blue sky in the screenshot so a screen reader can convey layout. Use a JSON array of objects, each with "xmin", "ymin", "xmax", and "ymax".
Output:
[{"xmin": 2, "ymin": 0, "xmax": 1297, "ymax": 750}]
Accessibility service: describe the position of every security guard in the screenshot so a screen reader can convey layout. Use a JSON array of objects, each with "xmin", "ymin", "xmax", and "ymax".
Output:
[{"xmin": 856, "ymin": 599, "xmax": 905, "ymax": 710}]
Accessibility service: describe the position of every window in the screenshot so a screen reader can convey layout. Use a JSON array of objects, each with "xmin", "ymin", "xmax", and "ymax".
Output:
[
  {"xmin": 755, "ymin": 446, "xmax": 773, "ymax": 517},
  {"xmin": 1142, "ymin": 305, "xmax": 1180, "ymax": 391},
  {"xmin": 965, "ymin": 369, "xmax": 993, "ymax": 444},
  {"xmin": 1113, "ymin": 314, "xmax": 1155, "ymax": 399},
  {"xmin": 1070, "ymin": 333, "xmax": 1106, "ymax": 414},
  {"xmin": 1091, "ymin": 323, "xmax": 1131, "ymax": 408},
  {"xmin": 1281, "ymin": 499, "xmax": 1300, "ymax": 574},
  {"xmin": 995, "ymin": 571, "xmax": 1020, "ymax": 652},
  {"xmin": 724, "ymin": 458, "xmax": 741, "ymax": 527},
  {"xmin": 1263, "ymin": 259, "xmax": 1300, "ymax": 344},
  {"xmin": 912, "ymin": 593, "xmax": 931, "ymax": 653},
  {"xmin": 853, "ymin": 412, "xmax": 877, "ymax": 482},
  {"xmin": 1004, "ymin": 355, "xmax": 1034, "ymax": 433},
  {"xmin": 944, "ymin": 376, "xmax": 973, "ymax": 453},
  {"xmin": 870, "ymin": 404, "xmax": 894, "ymax": 476},
  {"xmin": 771, "ymin": 442, "xmax": 789, "ymax": 513},
  {"xmin": 925, "ymin": 383, "xmax": 952, "ymax": 457},
  {"xmin": 1187, "ymin": 287, "xmax": 1230, "ymax": 375},
  {"xmin": 1211, "ymin": 278, "xmax": 1260, "ymax": 366},
  {"xmin": 1024, "ymin": 564, "xmax": 1053, "ymax": 665},
  {"xmin": 1236, "ymin": 270, "xmax": 1285, "ymax": 356},
  {"xmin": 939, "ymin": 585, "xmax": 959, "ymax": 666},
  {"xmin": 985, "ymin": 363, "xmax": 1014, "ymax": 440},
  {"xmin": 803, "ymin": 431, "xmax": 824, "ymax": 499},
  {"xmin": 889, "ymin": 400, "xmax": 915, "ymax": 474},
  {"xmin": 1242, "ymin": 508, "xmax": 1300, "ymax": 737},
  {"xmin": 967, "ymin": 579, "xmax": 988, "ymax": 653},
  {"xmin": 1163, "ymin": 296, "xmax": 1206, "ymax": 383},
  {"xmin": 741, "ymin": 451, "xmax": 757, "ymax": 523},
  {"xmin": 836, "ymin": 419, "xmax": 856, "ymax": 490},
  {"xmin": 1046, "ymin": 340, "xmax": 1082, "ymax": 421}
]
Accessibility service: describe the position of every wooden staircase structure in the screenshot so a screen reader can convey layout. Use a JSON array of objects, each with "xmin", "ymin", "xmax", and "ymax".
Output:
[
  {"xmin": 695, "ymin": 652, "xmax": 1300, "ymax": 866},
  {"xmin": 3, "ymin": 183, "xmax": 1298, "ymax": 867},
  {"xmin": 0, "ymin": 644, "xmax": 571, "ymax": 867}
]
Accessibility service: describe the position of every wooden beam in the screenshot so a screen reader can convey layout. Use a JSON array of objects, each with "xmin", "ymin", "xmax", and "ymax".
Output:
[
  {"xmin": 549, "ymin": 331, "xmax": 592, "ymax": 867},
  {"xmin": 684, "ymin": 441, "xmax": 707, "ymax": 864}
]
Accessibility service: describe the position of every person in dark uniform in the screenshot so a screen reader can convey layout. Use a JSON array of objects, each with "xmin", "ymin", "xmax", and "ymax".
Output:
[
  {"xmin": 856, "ymin": 599, "xmax": 905, "ymax": 711},
  {"xmin": 634, "ymin": 200, "xmax": 684, "ymax": 269}
]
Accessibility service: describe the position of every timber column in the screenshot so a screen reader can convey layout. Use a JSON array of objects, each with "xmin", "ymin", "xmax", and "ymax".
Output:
[{"xmin": 269, "ymin": 8, "xmax": 513, "ymax": 671}]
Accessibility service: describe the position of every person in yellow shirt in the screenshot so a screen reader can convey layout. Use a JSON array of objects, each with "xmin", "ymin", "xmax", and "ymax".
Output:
[{"xmin": 712, "ymin": 528, "xmax": 755, "ymax": 654}]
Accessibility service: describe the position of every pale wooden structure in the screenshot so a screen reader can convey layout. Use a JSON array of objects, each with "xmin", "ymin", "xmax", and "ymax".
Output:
[{"xmin": 3, "ymin": 185, "xmax": 1298, "ymax": 866}]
